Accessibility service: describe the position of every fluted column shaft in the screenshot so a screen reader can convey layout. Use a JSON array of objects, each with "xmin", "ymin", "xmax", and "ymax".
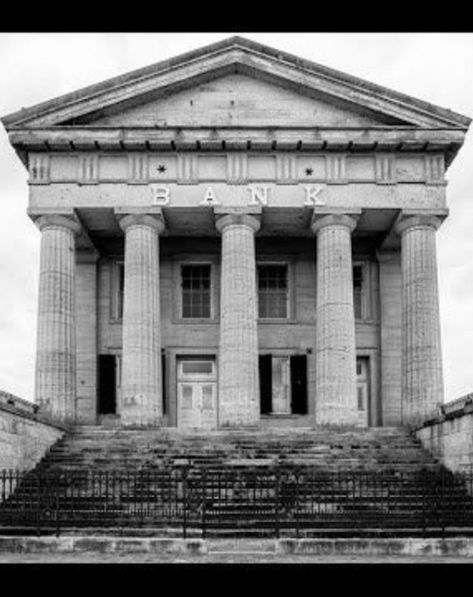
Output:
[
  {"xmin": 216, "ymin": 213, "xmax": 261, "ymax": 427},
  {"xmin": 312, "ymin": 213, "xmax": 359, "ymax": 425},
  {"xmin": 35, "ymin": 215, "xmax": 81, "ymax": 422},
  {"xmin": 396, "ymin": 215, "xmax": 444, "ymax": 425},
  {"xmin": 119, "ymin": 213, "xmax": 165, "ymax": 426}
]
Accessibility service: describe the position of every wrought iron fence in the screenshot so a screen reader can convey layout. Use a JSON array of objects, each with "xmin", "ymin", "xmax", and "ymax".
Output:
[{"xmin": 0, "ymin": 466, "xmax": 473, "ymax": 538}]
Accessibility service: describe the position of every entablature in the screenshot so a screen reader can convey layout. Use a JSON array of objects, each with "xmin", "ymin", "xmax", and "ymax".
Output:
[{"xmin": 25, "ymin": 147, "xmax": 448, "ymax": 187}]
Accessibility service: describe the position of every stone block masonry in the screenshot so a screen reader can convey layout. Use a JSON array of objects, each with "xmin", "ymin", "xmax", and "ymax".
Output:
[
  {"xmin": 0, "ymin": 391, "xmax": 65, "ymax": 470},
  {"xmin": 414, "ymin": 394, "xmax": 473, "ymax": 474}
]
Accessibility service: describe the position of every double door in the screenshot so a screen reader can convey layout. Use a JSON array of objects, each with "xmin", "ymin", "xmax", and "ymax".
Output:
[{"xmin": 177, "ymin": 358, "xmax": 217, "ymax": 429}]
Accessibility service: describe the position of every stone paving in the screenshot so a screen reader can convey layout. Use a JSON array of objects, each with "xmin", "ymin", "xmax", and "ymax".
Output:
[{"xmin": 0, "ymin": 552, "xmax": 472, "ymax": 563}]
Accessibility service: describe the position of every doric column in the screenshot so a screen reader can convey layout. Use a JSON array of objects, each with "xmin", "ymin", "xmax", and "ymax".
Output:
[
  {"xmin": 34, "ymin": 214, "xmax": 81, "ymax": 422},
  {"xmin": 215, "ymin": 212, "xmax": 261, "ymax": 427},
  {"xmin": 376, "ymin": 251, "xmax": 402, "ymax": 426},
  {"xmin": 118, "ymin": 210, "xmax": 165, "ymax": 427},
  {"xmin": 311, "ymin": 212, "xmax": 359, "ymax": 425},
  {"xmin": 75, "ymin": 249, "xmax": 99, "ymax": 424},
  {"xmin": 395, "ymin": 213, "xmax": 444, "ymax": 425}
]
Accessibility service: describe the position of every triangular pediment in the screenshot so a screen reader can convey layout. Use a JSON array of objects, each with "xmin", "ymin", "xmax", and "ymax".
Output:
[
  {"xmin": 82, "ymin": 72, "xmax": 402, "ymax": 128},
  {"xmin": 2, "ymin": 37, "xmax": 470, "ymax": 130}
]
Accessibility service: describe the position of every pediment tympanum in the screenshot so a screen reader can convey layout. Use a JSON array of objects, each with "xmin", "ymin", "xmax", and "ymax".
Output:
[{"xmin": 81, "ymin": 73, "xmax": 402, "ymax": 128}]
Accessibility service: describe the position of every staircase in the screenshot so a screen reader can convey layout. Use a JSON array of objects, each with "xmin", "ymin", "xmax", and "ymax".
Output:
[
  {"xmin": 1, "ymin": 426, "xmax": 473, "ymax": 537},
  {"xmin": 35, "ymin": 426, "xmax": 438, "ymax": 472}
]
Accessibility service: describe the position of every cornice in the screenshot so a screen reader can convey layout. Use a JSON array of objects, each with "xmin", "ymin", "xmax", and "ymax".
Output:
[{"xmin": 9, "ymin": 126, "xmax": 465, "ymax": 170}]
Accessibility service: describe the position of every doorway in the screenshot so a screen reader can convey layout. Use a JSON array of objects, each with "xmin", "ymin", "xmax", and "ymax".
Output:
[
  {"xmin": 356, "ymin": 356, "xmax": 370, "ymax": 427},
  {"xmin": 259, "ymin": 354, "xmax": 308, "ymax": 415},
  {"xmin": 177, "ymin": 357, "xmax": 217, "ymax": 429},
  {"xmin": 98, "ymin": 354, "xmax": 116, "ymax": 415}
]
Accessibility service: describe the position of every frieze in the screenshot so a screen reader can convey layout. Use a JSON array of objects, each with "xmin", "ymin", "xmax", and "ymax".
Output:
[{"xmin": 40, "ymin": 151, "xmax": 447, "ymax": 187}]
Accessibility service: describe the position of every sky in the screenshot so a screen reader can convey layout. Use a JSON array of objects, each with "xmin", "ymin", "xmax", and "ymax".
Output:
[{"xmin": 0, "ymin": 32, "xmax": 472, "ymax": 404}]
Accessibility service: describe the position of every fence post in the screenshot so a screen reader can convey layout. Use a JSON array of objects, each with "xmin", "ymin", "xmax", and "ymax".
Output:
[
  {"xmin": 36, "ymin": 472, "xmax": 41, "ymax": 537},
  {"xmin": 201, "ymin": 468, "xmax": 206, "ymax": 539},
  {"xmin": 139, "ymin": 471, "xmax": 143, "ymax": 528},
  {"xmin": 468, "ymin": 464, "xmax": 473, "ymax": 522},
  {"xmin": 422, "ymin": 470, "xmax": 427, "ymax": 537},
  {"xmin": 55, "ymin": 473, "xmax": 60, "ymax": 537},
  {"xmin": 274, "ymin": 465, "xmax": 280, "ymax": 539},
  {"xmin": 441, "ymin": 469, "xmax": 446, "ymax": 538},
  {"xmin": 182, "ymin": 467, "xmax": 187, "ymax": 540}
]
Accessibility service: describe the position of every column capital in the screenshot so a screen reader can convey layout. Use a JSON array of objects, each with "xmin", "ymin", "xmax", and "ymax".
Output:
[
  {"xmin": 311, "ymin": 210, "xmax": 360, "ymax": 235},
  {"xmin": 395, "ymin": 210, "xmax": 447, "ymax": 236},
  {"xmin": 215, "ymin": 211, "xmax": 261, "ymax": 234},
  {"xmin": 34, "ymin": 214, "xmax": 81, "ymax": 235},
  {"xmin": 116, "ymin": 208, "xmax": 166, "ymax": 234}
]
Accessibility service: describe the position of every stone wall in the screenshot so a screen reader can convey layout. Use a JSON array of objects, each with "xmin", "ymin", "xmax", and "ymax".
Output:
[
  {"xmin": 414, "ymin": 394, "xmax": 473, "ymax": 473},
  {"xmin": 0, "ymin": 390, "xmax": 66, "ymax": 471}
]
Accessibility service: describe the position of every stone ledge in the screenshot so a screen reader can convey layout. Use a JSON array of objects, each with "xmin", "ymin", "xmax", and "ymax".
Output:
[
  {"xmin": 0, "ymin": 391, "xmax": 70, "ymax": 432},
  {"xmin": 1, "ymin": 536, "xmax": 473, "ymax": 558},
  {"xmin": 414, "ymin": 393, "xmax": 473, "ymax": 431}
]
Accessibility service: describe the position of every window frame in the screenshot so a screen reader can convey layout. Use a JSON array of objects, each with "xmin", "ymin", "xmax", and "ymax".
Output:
[
  {"xmin": 178, "ymin": 261, "xmax": 215, "ymax": 322},
  {"xmin": 257, "ymin": 261, "xmax": 291, "ymax": 321},
  {"xmin": 352, "ymin": 261, "xmax": 373, "ymax": 322},
  {"xmin": 110, "ymin": 260, "xmax": 125, "ymax": 322}
]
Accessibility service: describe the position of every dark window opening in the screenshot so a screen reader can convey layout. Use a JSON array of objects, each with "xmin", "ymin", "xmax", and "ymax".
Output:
[
  {"xmin": 181, "ymin": 264, "xmax": 211, "ymax": 319},
  {"xmin": 258, "ymin": 264, "xmax": 288, "ymax": 319},
  {"xmin": 353, "ymin": 265, "xmax": 363, "ymax": 320},
  {"xmin": 290, "ymin": 355, "xmax": 308, "ymax": 414},
  {"xmin": 98, "ymin": 355, "xmax": 116, "ymax": 415},
  {"xmin": 259, "ymin": 355, "xmax": 272, "ymax": 414}
]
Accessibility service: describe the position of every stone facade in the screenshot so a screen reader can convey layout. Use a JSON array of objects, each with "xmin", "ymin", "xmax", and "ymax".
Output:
[{"xmin": 1, "ymin": 37, "xmax": 470, "ymax": 430}]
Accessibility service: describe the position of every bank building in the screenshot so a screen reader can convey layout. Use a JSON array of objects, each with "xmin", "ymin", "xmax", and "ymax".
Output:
[
  {"xmin": 3, "ymin": 36, "xmax": 473, "ymax": 545},
  {"xmin": 2, "ymin": 36, "xmax": 470, "ymax": 434}
]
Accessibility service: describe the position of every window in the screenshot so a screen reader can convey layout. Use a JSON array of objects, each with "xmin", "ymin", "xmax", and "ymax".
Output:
[
  {"xmin": 110, "ymin": 261, "xmax": 125, "ymax": 321},
  {"xmin": 181, "ymin": 264, "xmax": 211, "ymax": 319},
  {"xmin": 181, "ymin": 361, "xmax": 214, "ymax": 376},
  {"xmin": 258, "ymin": 264, "xmax": 288, "ymax": 319},
  {"xmin": 353, "ymin": 265, "xmax": 363, "ymax": 320}
]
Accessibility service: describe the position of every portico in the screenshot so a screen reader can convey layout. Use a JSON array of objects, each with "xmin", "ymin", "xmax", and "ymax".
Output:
[
  {"xmin": 27, "ymin": 195, "xmax": 447, "ymax": 429},
  {"xmin": 2, "ymin": 37, "xmax": 469, "ymax": 430}
]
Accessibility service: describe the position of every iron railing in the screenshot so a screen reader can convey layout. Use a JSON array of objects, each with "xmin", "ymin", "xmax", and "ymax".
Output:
[{"xmin": 0, "ymin": 466, "xmax": 473, "ymax": 538}]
